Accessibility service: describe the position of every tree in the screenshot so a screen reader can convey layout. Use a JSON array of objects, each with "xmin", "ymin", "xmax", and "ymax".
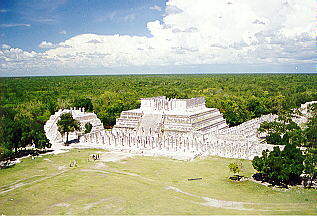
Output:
[
  {"xmin": 258, "ymin": 111, "xmax": 304, "ymax": 146},
  {"xmin": 30, "ymin": 123, "xmax": 51, "ymax": 149},
  {"xmin": 304, "ymin": 105, "xmax": 317, "ymax": 148},
  {"xmin": 252, "ymin": 145, "xmax": 304, "ymax": 185},
  {"xmin": 1, "ymin": 117, "xmax": 16, "ymax": 157},
  {"xmin": 228, "ymin": 162, "xmax": 241, "ymax": 175},
  {"xmin": 57, "ymin": 113, "xmax": 80, "ymax": 144},
  {"xmin": 252, "ymin": 150, "xmax": 269, "ymax": 174},
  {"xmin": 84, "ymin": 122, "xmax": 92, "ymax": 134},
  {"xmin": 0, "ymin": 101, "xmax": 52, "ymax": 160},
  {"xmin": 265, "ymin": 132, "xmax": 282, "ymax": 145},
  {"xmin": 57, "ymin": 98, "xmax": 72, "ymax": 110},
  {"xmin": 303, "ymin": 148, "xmax": 317, "ymax": 188},
  {"xmin": 228, "ymin": 162, "xmax": 242, "ymax": 180},
  {"xmin": 266, "ymin": 95, "xmax": 286, "ymax": 114},
  {"xmin": 302, "ymin": 104, "xmax": 317, "ymax": 187},
  {"xmin": 246, "ymin": 97, "xmax": 268, "ymax": 118},
  {"xmin": 73, "ymin": 98, "xmax": 93, "ymax": 112},
  {"xmin": 221, "ymin": 98, "xmax": 251, "ymax": 126},
  {"xmin": 46, "ymin": 99, "xmax": 57, "ymax": 115},
  {"xmin": 307, "ymin": 103, "xmax": 317, "ymax": 116}
]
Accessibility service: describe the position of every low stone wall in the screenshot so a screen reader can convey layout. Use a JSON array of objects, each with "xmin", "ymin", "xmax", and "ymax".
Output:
[{"xmin": 219, "ymin": 114, "xmax": 278, "ymax": 139}]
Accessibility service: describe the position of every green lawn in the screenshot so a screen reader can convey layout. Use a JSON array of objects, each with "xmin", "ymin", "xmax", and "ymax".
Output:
[{"xmin": 0, "ymin": 149, "xmax": 316, "ymax": 215}]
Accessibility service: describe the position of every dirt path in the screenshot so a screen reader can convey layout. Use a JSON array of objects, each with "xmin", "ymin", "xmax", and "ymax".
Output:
[
  {"xmin": 165, "ymin": 186, "xmax": 303, "ymax": 212},
  {"xmin": 166, "ymin": 186, "xmax": 254, "ymax": 211},
  {"xmin": 0, "ymin": 175, "xmax": 44, "ymax": 190},
  {"xmin": 98, "ymin": 151, "xmax": 136, "ymax": 162},
  {"xmin": 0, "ymin": 171, "xmax": 67, "ymax": 195},
  {"xmin": 80, "ymin": 168, "xmax": 155, "ymax": 182}
]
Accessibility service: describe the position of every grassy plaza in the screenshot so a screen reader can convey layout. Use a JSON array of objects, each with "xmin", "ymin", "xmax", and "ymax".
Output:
[{"xmin": 0, "ymin": 149, "xmax": 316, "ymax": 215}]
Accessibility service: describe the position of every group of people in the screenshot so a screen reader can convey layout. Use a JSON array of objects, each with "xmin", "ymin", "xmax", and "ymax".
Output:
[
  {"xmin": 88, "ymin": 153, "xmax": 101, "ymax": 161},
  {"xmin": 69, "ymin": 160, "xmax": 77, "ymax": 167}
]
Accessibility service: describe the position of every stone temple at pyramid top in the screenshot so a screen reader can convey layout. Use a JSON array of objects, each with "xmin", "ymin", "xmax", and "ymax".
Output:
[
  {"xmin": 140, "ymin": 96, "xmax": 206, "ymax": 114},
  {"xmin": 113, "ymin": 96, "xmax": 228, "ymax": 135}
]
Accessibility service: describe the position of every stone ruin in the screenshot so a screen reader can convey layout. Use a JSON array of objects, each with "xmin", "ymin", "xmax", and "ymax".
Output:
[
  {"xmin": 113, "ymin": 96, "xmax": 228, "ymax": 135},
  {"xmin": 78, "ymin": 96, "xmax": 282, "ymax": 160},
  {"xmin": 44, "ymin": 107, "xmax": 104, "ymax": 145},
  {"xmin": 45, "ymin": 97, "xmax": 316, "ymax": 160},
  {"xmin": 293, "ymin": 101, "xmax": 317, "ymax": 125}
]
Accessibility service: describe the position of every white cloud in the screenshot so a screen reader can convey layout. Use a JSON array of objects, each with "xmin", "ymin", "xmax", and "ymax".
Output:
[
  {"xmin": 59, "ymin": 30, "xmax": 67, "ymax": 35},
  {"xmin": 39, "ymin": 41, "xmax": 57, "ymax": 49},
  {"xmin": 149, "ymin": 5, "xmax": 162, "ymax": 12},
  {"xmin": 39, "ymin": 41, "xmax": 72, "ymax": 49},
  {"xmin": 0, "ymin": 23, "xmax": 31, "ymax": 27},
  {"xmin": 1, "ymin": 0, "xmax": 315, "ymax": 74},
  {"xmin": 0, "ymin": 9, "xmax": 8, "ymax": 13},
  {"xmin": 0, "ymin": 48, "xmax": 54, "ymax": 73},
  {"xmin": 1, "ymin": 44, "xmax": 11, "ymax": 49}
]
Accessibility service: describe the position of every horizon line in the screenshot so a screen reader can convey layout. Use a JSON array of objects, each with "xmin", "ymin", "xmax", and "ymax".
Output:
[{"xmin": 1, "ymin": 71, "xmax": 316, "ymax": 78}]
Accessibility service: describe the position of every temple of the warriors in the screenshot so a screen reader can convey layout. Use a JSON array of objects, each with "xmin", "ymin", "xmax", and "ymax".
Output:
[
  {"xmin": 113, "ymin": 96, "xmax": 228, "ymax": 135},
  {"xmin": 45, "ymin": 96, "xmax": 284, "ymax": 160}
]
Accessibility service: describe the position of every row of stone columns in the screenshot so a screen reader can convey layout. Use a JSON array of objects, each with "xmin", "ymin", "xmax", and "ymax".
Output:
[{"xmin": 80, "ymin": 127, "xmax": 282, "ymax": 160}]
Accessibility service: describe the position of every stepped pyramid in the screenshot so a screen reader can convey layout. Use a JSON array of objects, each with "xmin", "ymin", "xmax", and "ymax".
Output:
[{"xmin": 113, "ymin": 96, "xmax": 228, "ymax": 135}]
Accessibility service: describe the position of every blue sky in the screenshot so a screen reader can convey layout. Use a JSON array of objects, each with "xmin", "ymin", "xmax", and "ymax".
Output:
[
  {"xmin": 0, "ymin": 0, "xmax": 165, "ymax": 52},
  {"xmin": 0, "ymin": 0, "xmax": 315, "ymax": 76}
]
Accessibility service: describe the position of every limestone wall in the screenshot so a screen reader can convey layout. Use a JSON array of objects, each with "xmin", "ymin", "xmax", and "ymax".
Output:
[
  {"xmin": 185, "ymin": 97, "xmax": 205, "ymax": 110},
  {"xmin": 140, "ymin": 96, "xmax": 206, "ymax": 112}
]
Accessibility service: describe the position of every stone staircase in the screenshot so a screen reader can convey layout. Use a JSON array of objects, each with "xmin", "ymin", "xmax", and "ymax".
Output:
[
  {"xmin": 138, "ymin": 113, "xmax": 163, "ymax": 135},
  {"xmin": 44, "ymin": 112, "xmax": 62, "ymax": 142},
  {"xmin": 113, "ymin": 111, "xmax": 143, "ymax": 130}
]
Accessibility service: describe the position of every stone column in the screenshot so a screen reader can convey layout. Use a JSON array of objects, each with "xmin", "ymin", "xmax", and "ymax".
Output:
[{"xmin": 151, "ymin": 137, "xmax": 155, "ymax": 149}]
